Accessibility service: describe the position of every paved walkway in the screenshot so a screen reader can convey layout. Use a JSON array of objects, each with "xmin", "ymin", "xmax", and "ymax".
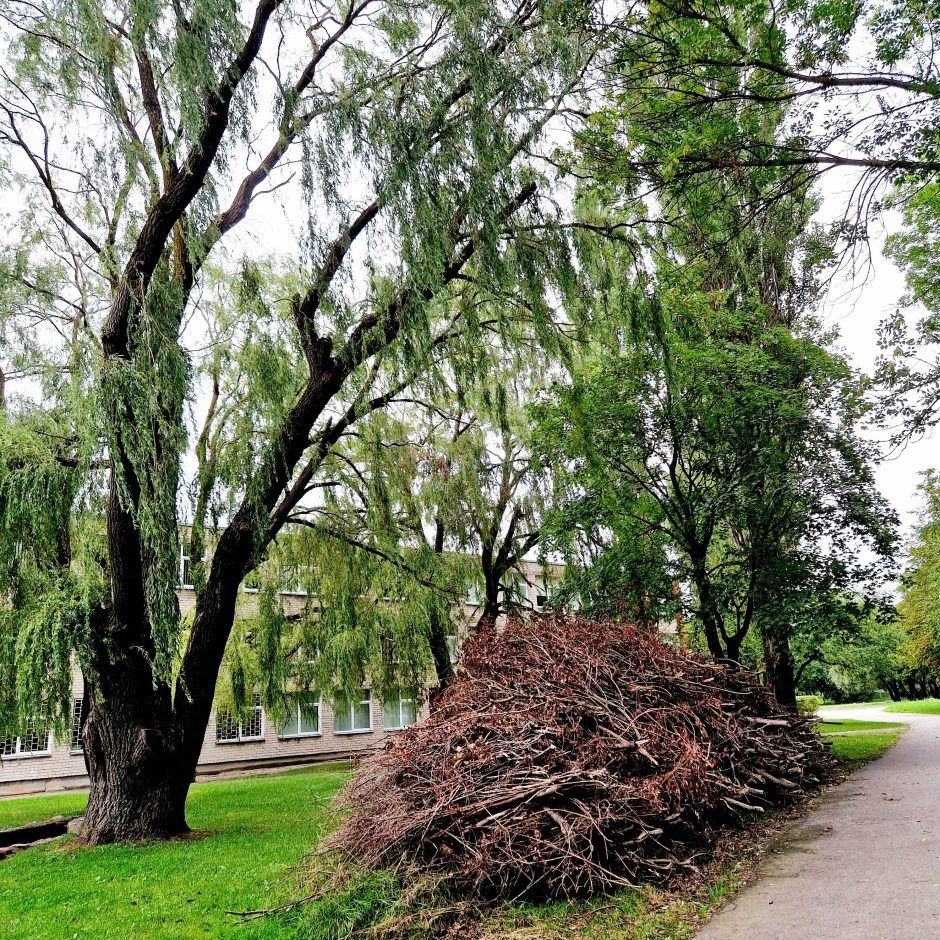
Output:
[{"xmin": 697, "ymin": 706, "xmax": 940, "ymax": 940}]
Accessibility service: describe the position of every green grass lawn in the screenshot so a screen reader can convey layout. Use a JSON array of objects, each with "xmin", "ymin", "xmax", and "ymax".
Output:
[
  {"xmin": 0, "ymin": 791, "xmax": 89, "ymax": 829},
  {"xmin": 816, "ymin": 719, "xmax": 906, "ymax": 734},
  {"xmin": 883, "ymin": 698, "xmax": 940, "ymax": 714},
  {"xmin": 818, "ymin": 699, "xmax": 890, "ymax": 711},
  {"xmin": 827, "ymin": 728, "xmax": 903, "ymax": 764},
  {"xmin": 0, "ymin": 764, "xmax": 352, "ymax": 940}
]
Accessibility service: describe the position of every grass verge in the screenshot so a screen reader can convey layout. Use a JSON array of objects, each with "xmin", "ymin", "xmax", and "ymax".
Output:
[
  {"xmin": 883, "ymin": 698, "xmax": 940, "ymax": 714},
  {"xmin": 826, "ymin": 728, "xmax": 903, "ymax": 764},
  {"xmin": 818, "ymin": 699, "xmax": 890, "ymax": 711},
  {"xmin": 816, "ymin": 719, "xmax": 906, "ymax": 734}
]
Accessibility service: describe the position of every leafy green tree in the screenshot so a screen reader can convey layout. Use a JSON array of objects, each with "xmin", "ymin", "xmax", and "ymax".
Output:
[
  {"xmin": 0, "ymin": 0, "xmax": 600, "ymax": 842},
  {"xmin": 598, "ymin": 0, "xmax": 940, "ymax": 218},
  {"xmin": 896, "ymin": 471, "xmax": 940, "ymax": 682},
  {"xmin": 271, "ymin": 370, "xmax": 550, "ymax": 691}
]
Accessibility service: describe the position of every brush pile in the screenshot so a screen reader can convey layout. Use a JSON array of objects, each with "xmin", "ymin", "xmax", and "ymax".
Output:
[{"xmin": 330, "ymin": 614, "xmax": 832, "ymax": 900}]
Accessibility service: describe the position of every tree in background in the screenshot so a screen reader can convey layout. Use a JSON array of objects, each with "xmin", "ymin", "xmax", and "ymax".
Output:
[
  {"xmin": 227, "ymin": 368, "xmax": 552, "ymax": 708},
  {"xmin": 895, "ymin": 472, "xmax": 940, "ymax": 685},
  {"xmin": 537, "ymin": 71, "xmax": 896, "ymax": 705},
  {"xmin": 0, "ymin": 0, "xmax": 603, "ymax": 842},
  {"xmin": 601, "ymin": 0, "xmax": 940, "ymax": 227}
]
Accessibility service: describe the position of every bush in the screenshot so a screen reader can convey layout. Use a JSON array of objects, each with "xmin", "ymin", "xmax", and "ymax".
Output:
[
  {"xmin": 796, "ymin": 695, "xmax": 824, "ymax": 716},
  {"xmin": 331, "ymin": 614, "xmax": 832, "ymax": 901}
]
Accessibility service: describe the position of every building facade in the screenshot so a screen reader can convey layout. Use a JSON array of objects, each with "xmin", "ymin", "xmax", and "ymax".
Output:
[{"xmin": 0, "ymin": 559, "xmax": 563, "ymax": 796}]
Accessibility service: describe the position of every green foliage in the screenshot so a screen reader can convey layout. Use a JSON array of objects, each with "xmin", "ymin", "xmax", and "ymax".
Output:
[
  {"xmin": 0, "ymin": 0, "xmax": 603, "ymax": 752},
  {"xmin": 796, "ymin": 695, "xmax": 823, "ymax": 716},
  {"xmin": 894, "ymin": 473, "xmax": 940, "ymax": 682}
]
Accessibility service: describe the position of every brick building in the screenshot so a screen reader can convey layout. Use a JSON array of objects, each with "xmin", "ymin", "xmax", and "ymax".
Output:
[{"xmin": 0, "ymin": 558, "xmax": 563, "ymax": 796}]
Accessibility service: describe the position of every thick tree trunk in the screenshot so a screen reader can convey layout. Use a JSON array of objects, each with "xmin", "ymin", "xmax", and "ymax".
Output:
[
  {"xmin": 761, "ymin": 622, "xmax": 797, "ymax": 711},
  {"xmin": 80, "ymin": 679, "xmax": 192, "ymax": 844}
]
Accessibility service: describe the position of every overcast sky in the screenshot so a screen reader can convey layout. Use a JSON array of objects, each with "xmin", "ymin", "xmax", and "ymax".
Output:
[{"xmin": 815, "ymin": 177, "xmax": 936, "ymax": 547}]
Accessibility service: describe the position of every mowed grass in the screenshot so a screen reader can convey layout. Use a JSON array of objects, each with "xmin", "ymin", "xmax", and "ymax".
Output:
[
  {"xmin": 883, "ymin": 698, "xmax": 940, "ymax": 714},
  {"xmin": 827, "ymin": 729, "xmax": 903, "ymax": 764},
  {"xmin": 816, "ymin": 719, "xmax": 906, "ymax": 734},
  {"xmin": 0, "ymin": 764, "xmax": 352, "ymax": 940},
  {"xmin": 0, "ymin": 791, "xmax": 89, "ymax": 829},
  {"xmin": 818, "ymin": 699, "xmax": 890, "ymax": 711}
]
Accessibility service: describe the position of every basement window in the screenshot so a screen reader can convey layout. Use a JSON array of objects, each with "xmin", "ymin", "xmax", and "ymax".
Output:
[
  {"xmin": 1, "ymin": 718, "xmax": 51, "ymax": 758},
  {"xmin": 215, "ymin": 694, "xmax": 264, "ymax": 743}
]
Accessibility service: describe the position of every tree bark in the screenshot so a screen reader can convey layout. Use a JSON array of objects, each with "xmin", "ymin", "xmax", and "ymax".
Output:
[
  {"xmin": 761, "ymin": 621, "xmax": 798, "ymax": 711},
  {"xmin": 690, "ymin": 558, "xmax": 726, "ymax": 660},
  {"xmin": 427, "ymin": 605, "xmax": 454, "ymax": 694},
  {"xmin": 81, "ymin": 689, "xmax": 191, "ymax": 843}
]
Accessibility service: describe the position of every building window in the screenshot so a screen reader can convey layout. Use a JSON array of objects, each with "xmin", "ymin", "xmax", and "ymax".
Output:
[
  {"xmin": 71, "ymin": 698, "xmax": 84, "ymax": 752},
  {"xmin": 278, "ymin": 694, "xmax": 320, "ymax": 738},
  {"xmin": 215, "ymin": 693, "xmax": 264, "ymax": 743},
  {"xmin": 280, "ymin": 565, "xmax": 308, "ymax": 596},
  {"xmin": 383, "ymin": 696, "xmax": 418, "ymax": 731},
  {"xmin": 1, "ymin": 718, "xmax": 51, "ymax": 758},
  {"xmin": 333, "ymin": 691, "xmax": 372, "ymax": 734},
  {"xmin": 179, "ymin": 545, "xmax": 193, "ymax": 589}
]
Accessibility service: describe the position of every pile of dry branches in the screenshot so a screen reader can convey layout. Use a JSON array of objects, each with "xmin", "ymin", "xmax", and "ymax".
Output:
[{"xmin": 330, "ymin": 614, "xmax": 832, "ymax": 900}]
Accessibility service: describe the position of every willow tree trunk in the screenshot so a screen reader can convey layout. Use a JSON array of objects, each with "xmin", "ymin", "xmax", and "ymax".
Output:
[{"xmin": 81, "ymin": 689, "xmax": 191, "ymax": 843}]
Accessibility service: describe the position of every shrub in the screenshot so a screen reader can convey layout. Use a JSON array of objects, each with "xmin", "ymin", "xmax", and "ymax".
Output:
[{"xmin": 796, "ymin": 695, "xmax": 824, "ymax": 716}]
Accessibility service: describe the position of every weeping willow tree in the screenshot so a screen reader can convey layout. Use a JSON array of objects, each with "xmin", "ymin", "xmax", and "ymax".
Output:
[
  {"xmin": 239, "ymin": 362, "xmax": 555, "ymax": 704},
  {"xmin": 0, "ymin": 0, "xmax": 604, "ymax": 842}
]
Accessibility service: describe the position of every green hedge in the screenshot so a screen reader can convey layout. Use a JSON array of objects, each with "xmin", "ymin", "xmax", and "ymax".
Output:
[{"xmin": 796, "ymin": 694, "xmax": 823, "ymax": 716}]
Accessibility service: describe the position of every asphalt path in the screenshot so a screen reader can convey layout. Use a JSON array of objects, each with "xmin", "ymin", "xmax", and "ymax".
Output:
[{"xmin": 697, "ymin": 706, "xmax": 940, "ymax": 940}]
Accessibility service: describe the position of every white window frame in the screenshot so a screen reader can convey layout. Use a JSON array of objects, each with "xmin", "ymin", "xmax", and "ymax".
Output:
[
  {"xmin": 70, "ymin": 697, "xmax": 84, "ymax": 754},
  {"xmin": 1, "ymin": 718, "xmax": 51, "ymax": 759},
  {"xmin": 277, "ymin": 694, "xmax": 321, "ymax": 739},
  {"xmin": 179, "ymin": 544, "xmax": 194, "ymax": 589},
  {"xmin": 333, "ymin": 690, "xmax": 373, "ymax": 735},
  {"xmin": 383, "ymin": 695, "xmax": 418, "ymax": 732},
  {"xmin": 215, "ymin": 695, "xmax": 264, "ymax": 744}
]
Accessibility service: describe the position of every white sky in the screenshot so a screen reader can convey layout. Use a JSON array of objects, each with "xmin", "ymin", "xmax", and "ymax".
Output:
[{"xmin": 815, "ymin": 177, "xmax": 936, "ymax": 546}]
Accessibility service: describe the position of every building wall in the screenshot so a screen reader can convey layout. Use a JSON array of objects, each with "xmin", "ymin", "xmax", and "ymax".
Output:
[{"xmin": 0, "ymin": 560, "xmax": 564, "ymax": 796}]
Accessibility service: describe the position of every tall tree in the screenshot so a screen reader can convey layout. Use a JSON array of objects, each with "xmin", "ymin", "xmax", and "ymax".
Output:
[
  {"xmin": 279, "ymin": 371, "xmax": 550, "ymax": 691},
  {"xmin": 0, "ymin": 0, "xmax": 601, "ymax": 842},
  {"xmin": 896, "ymin": 471, "xmax": 940, "ymax": 680},
  {"xmin": 600, "ymin": 0, "xmax": 940, "ymax": 220}
]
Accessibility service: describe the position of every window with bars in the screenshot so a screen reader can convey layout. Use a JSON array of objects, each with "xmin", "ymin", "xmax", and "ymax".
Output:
[
  {"xmin": 383, "ymin": 696, "xmax": 418, "ymax": 731},
  {"xmin": 215, "ymin": 694, "xmax": 264, "ymax": 743},
  {"xmin": 71, "ymin": 698, "xmax": 84, "ymax": 752},
  {"xmin": 333, "ymin": 691, "xmax": 372, "ymax": 734},
  {"xmin": 278, "ymin": 694, "xmax": 320, "ymax": 738},
  {"xmin": 1, "ymin": 718, "xmax": 51, "ymax": 758}
]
